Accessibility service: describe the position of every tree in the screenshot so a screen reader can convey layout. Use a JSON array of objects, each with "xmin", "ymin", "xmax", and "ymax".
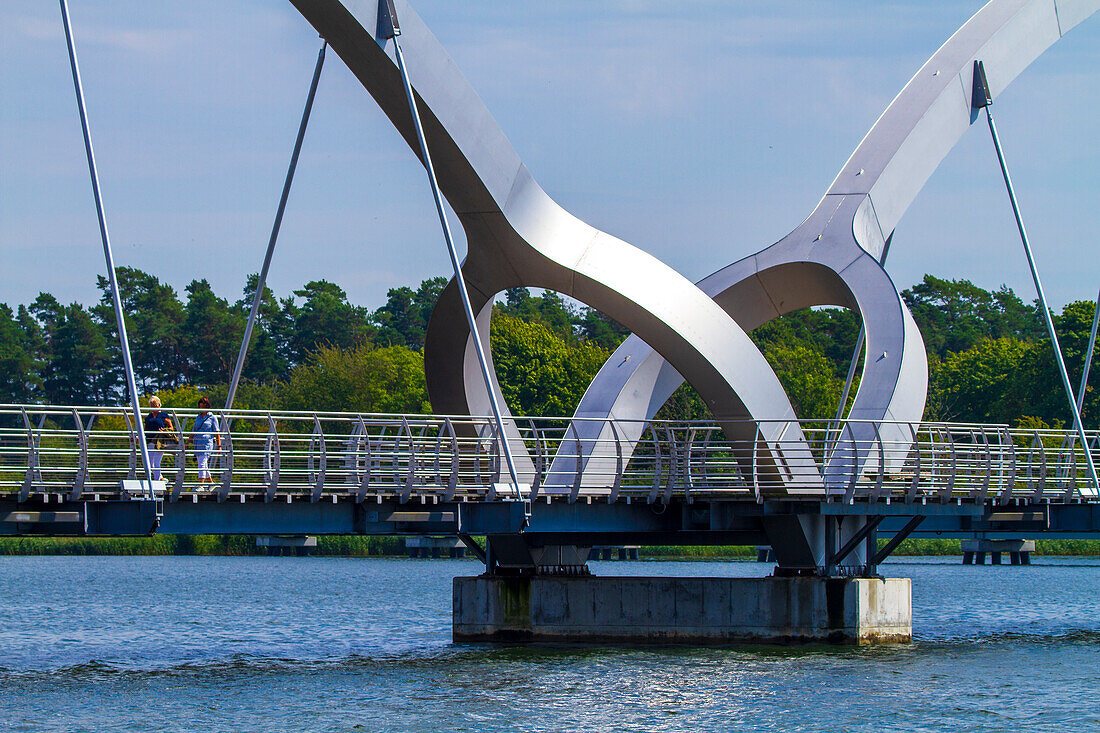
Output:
[
  {"xmin": 96, "ymin": 267, "xmax": 187, "ymax": 391},
  {"xmin": 576, "ymin": 307, "xmax": 630, "ymax": 351},
  {"xmin": 489, "ymin": 313, "xmax": 609, "ymax": 416},
  {"xmin": 233, "ymin": 273, "xmax": 296, "ymax": 385},
  {"xmin": 496, "ymin": 287, "xmax": 576, "ymax": 341},
  {"xmin": 289, "ymin": 280, "xmax": 374, "ymax": 363},
  {"xmin": 0, "ymin": 304, "xmax": 40, "ymax": 402},
  {"xmin": 373, "ymin": 276, "xmax": 447, "ymax": 350},
  {"xmin": 279, "ymin": 344, "xmax": 430, "ymax": 414},
  {"xmin": 926, "ymin": 337, "xmax": 1033, "ymax": 423},
  {"xmin": 902, "ymin": 275, "xmax": 1041, "ymax": 357},
  {"xmin": 29, "ymin": 296, "xmax": 114, "ymax": 405},
  {"xmin": 763, "ymin": 343, "xmax": 844, "ymax": 420},
  {"xmin": 183, "ymin": 279, "xmax": 247, "ymax": 386}
]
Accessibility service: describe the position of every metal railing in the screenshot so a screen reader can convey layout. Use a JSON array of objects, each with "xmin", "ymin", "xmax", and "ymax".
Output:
[{"xmin": 0, "ymin": 404, "xmax": 1097, "ymax": 504}]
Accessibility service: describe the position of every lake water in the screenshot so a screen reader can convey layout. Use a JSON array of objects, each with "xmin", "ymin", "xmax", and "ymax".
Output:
[{"xmin": 0, "ymin": 555, "xmax": 1097, "ymax": 732}]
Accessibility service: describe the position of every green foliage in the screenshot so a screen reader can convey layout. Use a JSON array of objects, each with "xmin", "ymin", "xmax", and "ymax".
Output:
[
  {"xmin": 0, "ymin": 304, "xmax": 41, "ymax": 402},
  {"xmin": 374, "ymin": 277, "xmax": 447, "ymax": 350},
  {"xmin": 0, "ymin": 535, "xmax": 409, "ymax": 556},
  {"xmin": 288, "ymin": 280, "xmax": 375, "ymax": 362},
  {"xmin": 97, "ymin": 268, "xmax": 189, "ymax": 391},
  {"xmin": 184, "ymin": 279, "xmax": 246, "ymax": 385},
  {"xmin": 903, "ymin": 274, "xmax": 1042, "ymax": 357},
  {"xmin": 927, "ymin": 337, "xmax": 1032, "ymax": 422},
  {"xmin": 279, "ymin": 344, "xmax": 430, "ymax": 414},
  {"xmin": 4, "ymin": 267, "xmax": 1100, "ymax": 433},
  {"xmin": 490, "ymin": 313, "xmax": 610, "ymax": 416},
  {"xmin": 762, "ymin": 343, "xmax": 844, "ymax": 419},
  {"xmin": 496, "ymin": 286, "xmax": 630, "ymax": 350}
]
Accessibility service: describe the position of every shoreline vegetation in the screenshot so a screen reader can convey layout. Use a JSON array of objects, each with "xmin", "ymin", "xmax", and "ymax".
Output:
[{"xmin": 0, "ymin": 536, "xmax": 1096, "ymax": 558}]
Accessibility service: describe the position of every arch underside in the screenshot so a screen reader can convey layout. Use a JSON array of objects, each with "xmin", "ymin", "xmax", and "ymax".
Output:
[{"xmin": 290, "ymin": 0, "xmax": 1099, "ymax": 497}]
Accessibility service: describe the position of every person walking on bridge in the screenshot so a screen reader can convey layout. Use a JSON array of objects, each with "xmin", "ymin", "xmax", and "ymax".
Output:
[
  {"xmin": 191, "ymin": 397, "xmax": 221, "ymax": 488},
  {"xmin": 143, "ymin": 395, "xmax": 173, "ymax": 482}
]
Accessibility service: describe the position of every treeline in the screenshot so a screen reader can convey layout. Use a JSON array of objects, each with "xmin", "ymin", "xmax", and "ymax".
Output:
[
  {"xmin": 0, "ymin": 270, "xmax": 628, "ymax": 417},
  {"xmin": 1, "ymin": 268, "xmax": 1099, "ymax": 427},
  {"xmin": 0, "ymin": 535, "xmax": 1096, "ymax": 556}
]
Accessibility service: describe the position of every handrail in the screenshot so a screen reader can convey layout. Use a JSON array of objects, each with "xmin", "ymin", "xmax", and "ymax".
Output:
[{"xmin": 0, "ymin": 404, "xmax": 1096, "ymax": 504}]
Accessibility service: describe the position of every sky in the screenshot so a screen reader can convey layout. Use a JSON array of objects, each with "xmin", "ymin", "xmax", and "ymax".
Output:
[{"xmin": 1, "ymin": 0, "xmax": 1098, "ymax": 313}]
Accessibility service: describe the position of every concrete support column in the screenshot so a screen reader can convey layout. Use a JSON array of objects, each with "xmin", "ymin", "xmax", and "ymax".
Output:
[
  {"xmin": 453, "ymin": 575, "xmax": 911, "ymax": 644},
  {"xmin": 961, "ymin": 539, "xmax": 1034, "ymax": 566}
]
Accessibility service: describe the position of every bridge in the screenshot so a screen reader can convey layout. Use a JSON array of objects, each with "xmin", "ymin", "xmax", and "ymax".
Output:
[
  {"xmin": 11, "ymin": 0, "xmax": 1099, "ymax": 643},
  {"xmin": 4, "ymin": 403, "xmax": 1098, "ymax": 555}
]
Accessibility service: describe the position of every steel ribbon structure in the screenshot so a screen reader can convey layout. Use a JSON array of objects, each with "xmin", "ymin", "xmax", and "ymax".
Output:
[{"xmin": 288, "ymin": 0, "xmax": 1098, "ymax": 500}]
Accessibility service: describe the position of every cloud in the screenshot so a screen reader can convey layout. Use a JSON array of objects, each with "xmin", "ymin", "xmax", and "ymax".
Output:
[{"xmin": 15, "ymin": 15, "xmax": 194, "ymax": 55}]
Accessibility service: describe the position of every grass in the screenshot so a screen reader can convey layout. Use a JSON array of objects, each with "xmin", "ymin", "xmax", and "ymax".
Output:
[
  {"xmin": 0, "ymin": 535, "xmax": 406, "ymax": 557},
  {"xmin": 0, "ymin": 536, "xmax": 1095, "ymax": 557}
]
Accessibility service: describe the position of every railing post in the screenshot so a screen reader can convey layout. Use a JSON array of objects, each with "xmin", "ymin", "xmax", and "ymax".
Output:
[
  {"xmin": 217, "ymin": 415, "xmax": 233, "ymax": 503},
  {"xmin": 648, "ymin": 424, "xmax": 664, "ymax": 504},
  {"xmin": 939, "ymin": 427, "xmax": 957, "ymax": 504},
  {"xmin": 399, "ymin": 416, "xmax": 415, "ymax": 503},
  {"xmin": 309, "ymin": 416, "xmax": 327, "ymax": 503},
  {"xmin": 569, "ymin": 422, "xmax": 583, "ymax": 504},
  {"xmin": 608, "ymin": 420, "xmax": 624, "ymax": 504},
  {"xmin": 442, "ymin": 417, "xmax": 458, "ymax": 502},
  {"xmin": 527, "ymin": 418, "xmax": 543, "ymax": 502},
  {"xmin": 123, "ymin": 412, "xmax": 137, "ymax": 481},
  {"xmin": 869, "ymin": 421, "xmax": 886, "ymax": 501},
  {"xmin": 974, "ymin": 426, "xmax": 991, "ymax": 503},
  {"xmin": 265, "ymin": 415, "xmax": 281, "ymax": 503},
  {"xmin": 663, "ymin": 425, "xmax": 677, "ymax": 504},
  {"xmin": 998, "ymin": 427, "xmax": 1017, "ymax": 505},
  {"xmin": 751, "ymin": 423, "xmax": 762, "ymax": 504},
  {"xmin": 70, "ymin": 408, "xmax": 88, "ymax": 501},
  {"xmin": 843, "ymin": 424, "xmax": 859, "ymax": 504},
  {"xmin": 905, "ymin": 424, "xmax": 922, "ymax": 504},
  {"xmin": 169, "ymin": 409, "xmax": 186, "ymax": 502},
  {"xmin": 1028, "ymin": 432, "xmax": 1047, "ymax": 498}
]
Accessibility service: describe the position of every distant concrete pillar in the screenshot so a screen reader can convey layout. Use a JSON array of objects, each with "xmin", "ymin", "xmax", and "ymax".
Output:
[
  {"xmin": 255, "ymin": 535, "xmax": 317, "ymax": 557},
  {"xmin": 453, "ymin": 576, "xmax": 911, "ymax": 644},
  {"xmin": 961, "ymin": 540, "xmax": 1034, "ymax": 567},
  {"xmin": 406, "ymin": 536, "xmax": 464, "ymax": 559}
]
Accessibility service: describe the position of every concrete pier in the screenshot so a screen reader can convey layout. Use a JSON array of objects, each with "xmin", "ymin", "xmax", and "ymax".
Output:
[
  {"xmin": 255, "ymin": 535, "xmax": 316, "ymax": 556},
  {"xmin": 453, "ymin": 576, "xmax": 911, "ymax": 645},
  {"xmin": 961, "ymin": 539, "xmax": 1034, "ymax": 565},
  {"xmin": 405, "ymin": 536, "xmax": 466, "ymax": 558}
]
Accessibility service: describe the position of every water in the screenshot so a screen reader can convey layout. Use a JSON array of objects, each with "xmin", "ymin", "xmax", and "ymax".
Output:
[{"xmin": 0, "ymin": 555, "xmax": 1098, "ymax": 732}]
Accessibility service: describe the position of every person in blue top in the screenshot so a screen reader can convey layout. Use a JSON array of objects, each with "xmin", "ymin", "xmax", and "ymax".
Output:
[
  {"xmin": 191, "ymin": 396, "xmax": 222, "ymax": 487},
  {"xmin": 143, "ymin": 395, "xmax": 173, "ymax": 481}
]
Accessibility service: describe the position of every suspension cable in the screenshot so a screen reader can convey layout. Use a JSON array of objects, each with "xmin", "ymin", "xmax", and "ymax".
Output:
[
  {"xmin": 379, "ymin": 2, "xmax": 527, "ymax": 512},
  {"xmin": 226, "ymin": 40, "xmax": 327, "ymax": 412},
  {"xmin": 974, "ymin": 59, "xmax": 1099, "ymax": 497},
  {"xmin": 59, "ymin": 0, "xmax": 156, "ymax": 499},
  {"xmin": 1076, "ymin": 286, "xmax": 1100, "ymax": 415}
]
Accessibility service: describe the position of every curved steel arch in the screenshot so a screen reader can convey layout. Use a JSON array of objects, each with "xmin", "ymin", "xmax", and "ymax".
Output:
[
  {"xmin": 291, "ymin": 0, "xmax": 823, "ymax": 495},
  {"xmin": 549, "ymin": 0, "xmax": 1099, "ymax": 492}
]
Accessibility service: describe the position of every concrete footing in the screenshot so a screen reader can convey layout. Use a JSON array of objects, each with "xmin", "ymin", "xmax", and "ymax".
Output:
[
  {"xmin": 255, "ymin": 535, "xmax": 316, "ymax": 557},
  {"xmin": 453, "ymin": 575, "xmax": 911, "ymax": 645},
  {"xmin": 962, "ymin": 539, "xmax": 1034, "ymax": 565},
  {"xmin": 591, "ymin": 546, "xmax": 640, "ymax": 561},
  {"xmin": 406, "ymin": 536, "xmax": 466, "ymax": 559}
]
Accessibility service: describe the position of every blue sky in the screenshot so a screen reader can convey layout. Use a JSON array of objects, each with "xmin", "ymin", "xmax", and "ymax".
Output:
[{"xmin": 1, "ymin": 1, "xmax": 1097, "ymax": 311}]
